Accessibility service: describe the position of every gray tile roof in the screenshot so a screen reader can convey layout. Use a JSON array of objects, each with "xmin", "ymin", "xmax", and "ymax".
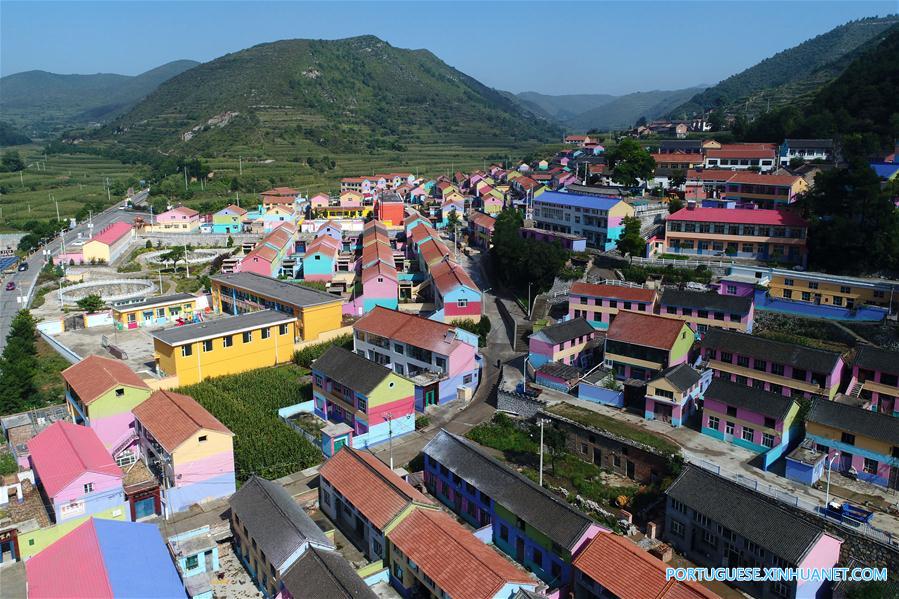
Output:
[
  {"xmin": 212, "ymin": 271, "xmax": 340, "ymax": 308},
  {"xmin": 110, "ymin": 293, "xmax": 196, "ymax": 312},
  {"xmin": 659, "ymin": 289, "xmax": 753, "ymax": 315},
  {"xmin": 423, "ymin": 430, "xmax": 593, "ymax": 550},
  {"xmin": 853, "ymin": 345, "xmax": 899, "ymax": 377},
  {"xmin": 535, "ymin": 362, "xmax": 583, "ymax": 382},
  {"xmin": 281, "ymin": 547, "xmax": 376, "ymax": 599},
  {"xmin": 152, "ymin": 310, "xmax": 293, "ymax": 346},
  {"xmin": 312, "ymin": 346, "xmax": 393, "ymax": 395},
  {"xmin": 531, "ymin": 317, "xmax": 595, "ymax": 345},
  {"xmin": 702, "ymin": 329, "xmax": 842, "ymax": 374},
  {"xmin": 704, "ymin": 379, "xmax": 797, "ymax": 421},
  {"xmin": 807, "ymin": 399, "xmax": 899, "ymax": 446},
  {"xmin": 229, "ymin": 475, "xmax": 332, "ymax": 570},
  {"xmin": 653, "ymin": 363, "xmax": 701, "ymax": 392},
  {"xmin": 667, "ymin": 466, "xmax": 826, "ymax": 564}
]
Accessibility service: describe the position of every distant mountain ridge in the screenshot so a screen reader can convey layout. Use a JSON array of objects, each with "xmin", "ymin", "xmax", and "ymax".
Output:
[
  {"xmin": 669, "ymin": 15, "xmax": 899, "ymax": 119},
  {"xmin": 87, "ymin": 36, "xmax": 559, "ymax": 154},
  {"xmin": 0, "ymin": 60, "xmax": 200, "ymax": 137}
]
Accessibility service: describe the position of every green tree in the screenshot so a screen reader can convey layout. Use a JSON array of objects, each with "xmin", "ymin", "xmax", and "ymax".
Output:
[
  {"xmin": 536, "ymin": 423, "xmax": 567, "ymax": 476},
  {"xmin": 670, "ymin": 169, "xmax": 687, "ymax": 189},
  {"xmin": 668, "ymin": 197, "xmax": 684, "ymax": 214},
  {"xmin": 708, "ymin": 111, "xmax": 725, "ymax": 132},
  {"xmin": 0, "ymin": 311, "xmax": 39, "ymax": 414},
  {"xmin": 605, "ymin": 139, "xmax": 655, "ymax": 186},
  {"xmin": 76, "ymin": 294, "xmax": 106, "ymax": 313},
  {"xmin": 616, "ymin": 216, "xmax": 645, "ymax": 257},
  {"xmin": 1, "ymin": 150, "xmax": 25, "ymax": 172},
  {"xmin": 490, "ymin": 209, "xmax": 568, "ymax": 294},
  {"xmin": 226, "ymin": 235, "xmax": 234, "ymax": 247},
  {"xmin": 160, "ymin": 245, "xmax": 187, "ymax": 272}
]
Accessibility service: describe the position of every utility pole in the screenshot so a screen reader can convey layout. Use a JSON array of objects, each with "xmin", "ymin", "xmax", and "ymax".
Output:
[
  {"xmin": 384, "ymin": 413, "xmax": 394, "ymax": 470},
  {"xmin": 538, "ymin": 418, "xmax": 545, "ymax": 487},
  {"xmin": 239, "ymin": 155, "xmax": 243, "ymax": 175},
  {"xmin": 183, "ymin": 167, "xmax": 188, "ymax": 192}
]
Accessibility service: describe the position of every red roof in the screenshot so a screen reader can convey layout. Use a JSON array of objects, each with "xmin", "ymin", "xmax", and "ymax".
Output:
[
  {"xmin": 362, "ymin": 240, "xmax": 394, "ymax": 266},
  {"xmin": 725, "ymin": 172, "xmax": 803, "ymax": 186},
  {"xmin": 651, "ymin": 153, "xmax": 704, "ymax": 165},
  {"xmin": 26, "ymin": 519, "xmax": 113, "ymax": 598},
  {"xmin": 667, "ymin": 207, "xmax": 808, "ymax": 227},
  {"xmin": 132, "ymin": 390, "xmax": 232, "ymax": 453},
  {"xmin": 89, "ymin": 222, "xmax": 132, "ymax": 246},
  {"xmin": 606, "ymin": 311, "xmax": 691, "ymax": 350},
  {"xmin": 570, "ymin": 282, "xmax": 657, "ymax": 303},
  {"xmin": 686, "ymin": 169, "xmax": 735, "ymax": 182},
  {"xmin": 469, "ymin": 212, "xmax": 496, "ymax": 230},
  {"xmin": 355, "ymin": 307, "xmax": 469, "ymax": 354},
  {"xmin": 62, "ymin": 355, "xmax": 149, "ymax": 403},
  {"xmin": 261, "ymin": 187, "xmax": 299, "ymax": 196},
  {"xmin": 28, "ymin": 422, "xmax": 122, "ymax": 498},
  {"xmin": 409, "ymin": 222, "xmax": 437, "ymax": 245},
  {"xmin": 419, "ymin": 238, "xmax": 451, "ymax": 265},
  {"xmin": 707, "ymin": 144, "xmax": 776, "ymax": 159},
  {"xmin": 389, "ymin": 509, "xmax": 534, "ymax": 599},
  {"xmin": 306, "ymin": 235, "xmax": 340, "ymax": 259},
  {"xmin": 320, "ymin": 447, "xmax": 433, "ymax": 529},
  {"xmin": 516, "ymin": 176, "xmax": 539, "ymax": 190},
  {"xmin": 573, "ymin": 533, "xmax": 720, "ymax": 599},
  {"xmin": 430, "ymin": 259, "xmax": 479, "ymax": 295},
  {"xmin": 362, "ymin": 260, "xmax": 398, "ymax": 283}
]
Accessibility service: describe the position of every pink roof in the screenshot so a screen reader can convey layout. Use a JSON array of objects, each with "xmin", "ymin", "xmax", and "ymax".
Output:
[
  {"xmin": 167, "ymin": 206, "xmax": 199, "ymax": 217},
  {"xmin": 306, "ymin": 235, "xmax": 340, "ymax": 258},
  {"xmin": 726, "ymin": 172, "xmax": 803, "ymax": 186},
  {"xmin": 667, "ymin": 207, "xmax": 808, "ymax": 227},
  {"xmin": 26, "ymin": 519, "xmax": 114, "ymax": 598},
  {"xmin": 28, "ymin": 422, "xmax": 121, "ymax": 498},
  {"xmin": 90, "ymin": 222, "xmax": 132, "ymax": 246},
  {"xmin": 362, "ymin": 261, "xmax": 398, "ymax": 283}
]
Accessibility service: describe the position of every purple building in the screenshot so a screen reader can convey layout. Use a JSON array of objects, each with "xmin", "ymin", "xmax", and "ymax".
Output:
[
  {"xmin": 848, "ymin": 346, "xmax": 899, "ymax": 416},
  {"xmin": 520, "ymin": 227, "xmax": 587, "ymax": 252},
  {"xmin": 658, "ymin": 288, "xmax": 754, "ymax": 333},
  {"xmin": 528, "ymin": 317, "xmax": 600, "ymax": 369}
]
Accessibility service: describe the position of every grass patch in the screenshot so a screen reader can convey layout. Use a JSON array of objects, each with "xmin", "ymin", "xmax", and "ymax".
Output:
[
  {"xmin": 33, "ymin": 336, "xmax": 72, "ymax": 404},
  {"xmin": 544, "ymin": 403, "xmax": 681, "ymax": 457},
  {"xmin": 177, "ymin": 364, "xmax": 319, "ymax": 482},
  {"xmin": 621, "ymin": 263, "xmax": 712, "ymax": 285},
  {"xmin": 292, "ymin": 333, "xmax": 353, "ymax": 368}
]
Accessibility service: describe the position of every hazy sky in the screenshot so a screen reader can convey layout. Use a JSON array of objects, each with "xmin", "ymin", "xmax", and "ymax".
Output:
[{"xmin": 1, "ymin": 1, "xmax": 894, "ymax": 95}]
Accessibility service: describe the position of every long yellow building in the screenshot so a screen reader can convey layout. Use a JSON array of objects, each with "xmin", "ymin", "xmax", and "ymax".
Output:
[{"xmin": 152, "ymin": 310, "xmax": 297, "ymax": 385}]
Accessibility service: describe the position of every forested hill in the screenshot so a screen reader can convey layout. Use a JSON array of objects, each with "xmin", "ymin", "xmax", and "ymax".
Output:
[
  {"xmin": 88, "ymin": 36, "xmax": 559, "ymax": 155},
  {"xmin": 669, "ymin": 15, "xmax": 899, "ymax": 120}
]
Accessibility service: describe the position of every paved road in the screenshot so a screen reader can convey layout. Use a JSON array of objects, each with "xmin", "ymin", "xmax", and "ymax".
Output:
[{"xmin": 0, "ymin": 191, "xmax": 146, "ymax": 351}]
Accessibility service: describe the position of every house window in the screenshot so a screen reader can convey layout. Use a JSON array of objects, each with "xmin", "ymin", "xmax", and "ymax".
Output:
[
  {"xmin": 463, "ymin": 374, "xmax": 473, "ymax": 384},
  {"xmin": 707, "ymin": 416, "xmax": 720, "ymax": 431},
  {"xmin": 762, "ymin": 433, "xmax": 775, "ymax": 448},
  {"xmin": 737, "ymin": 356, "xmax": 750, "ymax": 368},
  {"xmin": 725, "ymin": 421, "xmax": 735, "ymax": 435},
  {"xmin": 83, "ymin": 482, "xmax": 94, "ymax": 494},
  {"xmin": 742, "ymin": 427, "xmax": 755, "ymax": 442},
  {"xmin": 532, "ymin": 547, "xmax": 543, "ymax": 567},
  {"xmin": 243, "ymin": 331, "xmax": 252, "ymax": 343},
  {"xmin": 185, "ymin": 555, "xmax": 199, "ymax": 570},
  {"xmin": 181, "ymin": 344, "xmax": 193, "ymax": 357},
  {"xmin": 500, "ymin": 524, "xmax": 509, "ymax": 541},
  {"xmin": 278, "ymin": 324, "xmax": 289, "ymax": 335},
  {"xmin": 394, "ymin": 343, "xmax": 404, "ymax": 354},
  {"xmin": 771, "ymin": 363, "xmax": 785, "ymax": 376},
  {"xmin": 358, "ymin": 399, "xmax": 367, "ymax": 412},
  {"xmin": 670, "ymin": 520, "xmax": 685, "ymax": 537},
  {"xmin": 764, "ymin": 417, "xmax": 776, "ymax": 429},
  {"xmin": 726, "ymin": 406, "xmax": 737, "ymax": 417},
  {"xmin": 202, "ymin": 340, "xmax": 213, "ymax": 352},
  {"xmin": 783, "ymin": 290, "xmax": 793, "ymax": 299},
  {"xmin": 261, "ymin": 328, "xmax": 271, "ymax": 339},
  {"xmin": 864, "ymin": 458, "xmax": 878, "ymax": 475},
  {"xmin": 457, "ymin": 299, "xmax": 468, "ymax": 308},
  {"xmin": 841, "ymin": 432, "xmax": 855, "ymax": 446},
  {"xmin": 670, "ymin": 498, "xmax": 687, "ymax": 515},
  {"xmin": 199, "ymin": 435, "xmax": 207, "ymax": 443},
  {"xmin": 702, "ymin": 530, "xmax": 718, "ymax": 548},
  {"xmin": 115, "ymin": 388, "xmax": 125, "ymax": 397},
  {"xmin": 223, "ymin": 335, "xmax": 233, "ymax": 348}
]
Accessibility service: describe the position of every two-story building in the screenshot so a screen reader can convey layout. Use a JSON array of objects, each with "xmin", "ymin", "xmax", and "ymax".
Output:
[
  {"xmin": 531, "ymin": 190, "xmax": 635, "ymax": 250},
  {"xmin": 318, "ymin": 446, "xmax": 437, "ymax": 561},
  {"xmin": 723, "ymin": 172, "xmax": 807, "ymax": 209},
  {"xmin": 700, "ymin": 329, "xmax": 844, "ymax": 400},
  {"xmin": 665, "ymin": 466, "xmax": 841, "ymax": 599},
  {"xmin": 429, "ymin": 259, "xmax": 482, "ymax": 322},
  {"xmin": 703, "ymin": 144, "xmax": 777, "ymax": 172},
  {"xmin": 61, "ymin": 355, "xmax": 152, "ymax": 459},
  {"xmin": 604, "ymin": 311, "xmax": 695, "ymax": 381},
  {"xmin": 568, "ymin": 281, "xmax": 657, "ymax": 329},
  {"xmin": 847, "ymin": 346, "xmax": 899, "ymax": 416},
  {"xmin": 778, "ymin": 139, "xmax": 834, "ymax": 166},
  {"xmin": 278, "ymin": 546, "xmax": 377, "ymax": 599},
  {"xmin": 211, "ymin": 272, "xmax": 344, "ymax": 341},
  {"xmin": 212, "ymin": 204, "xmax": 247, "ymax": 234},
  {"xmin": 528, "ymin": 317, "xmax": 599, "ymax": 369},
  {"xmin": 701, "ymin": 379, "xmax": 801, "ymax": 470},
  {"xmin": 658, "ymin": 288, "xmax": 755, "ymax": 333},
  {"xmin": 665, "ymin": 206, "xmax": 809, "ymax": 266},
  {"xmin": 110, "ymin": 293, "xmax": 199, "ymax": 330},
  {"xmin": 353, "ymin": 307, "xmax": 480, "ymax": 408},
  {"xmin": 804, "ymin": 399, "xmax": 899, "ymax": 489},
  {"xmin": 239, "ymin": 224, "xmax": 297, "ymax": 278},
  {"xmin": 644, "ymin": 363, "xmax": 711, "ymax": 427},
  {"xmin": 468, "ymin": 211, "xmax": 496, "ymax": 249},
  {"xmin": 301, "ymin": 235, "xmax": 341, "ymax": 282},
  {"xmin": 230, "ymin": 475, "xmax": 335, "ymax": 598},
  {"xmin": 423, "ymin": 430, "xmax": 602, "ymax": 590},
  {"xmin": 133, "ymin": 390, "xmax": 235, "ymax": 514},
  {"xmin": 387, "ymin": 508, "xmax": 537, "ymax": 599},
  {"xmin": 28, "ymin": 422, "xmax": 128, "ymax": 524},
  {"xmin": 311, "ymin": 346, "xmax": 416, "ymax": 454},
  {"xmin": 151, "ymin": 206, "xmax": 200, "ymax": 232},
  {"xmin": 152, "ymin": 310, "xmax": 298, "ymax": 385}
]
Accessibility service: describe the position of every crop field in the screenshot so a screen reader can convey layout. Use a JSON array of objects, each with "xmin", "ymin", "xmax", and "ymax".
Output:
[{"xmin": 0, "ymin": 146, "xmax": 140, "ymax": 228}]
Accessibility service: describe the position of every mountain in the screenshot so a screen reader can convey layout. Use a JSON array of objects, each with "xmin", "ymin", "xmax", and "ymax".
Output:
[
  {"xmin": 0, "ymin": 60, "xmax": 200, "ymax": 137},
  {"xmin": 515, "ymin": 92, "xmax": 618, "ymax": 122},
  {"xmin": 87, "ymin": 36, "xmax": 559, "ymax": 155},
  {"xmin": 0, "ymin": 121, "xmax": 32, "ymax": 146},
  {"xmin": 669, "ymin": 15, "xmax": 899, "ymax": 119},
  {"xmin": 564, "ymin": 87, "xmax": 705, "ymax": 132}
]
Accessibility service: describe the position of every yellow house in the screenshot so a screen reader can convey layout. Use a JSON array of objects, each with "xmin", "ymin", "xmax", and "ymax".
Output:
[
  {"xmin": 82, "ymin": 222, "xmax": 134, "ymax": 264},
  {"xmin": 767, "ymin": 270, "xmax": 899, "ymax": 312},
  {"xmin": 110, "ymin": 293, "xmax": 199, "ymax": 329},
  {"xmin": 210, "ymin": 271, "xmax": 344, "ymax": 341},
  {"xmin": 152, "ymin": 310, "xmax": 297, "ymax": 385}
]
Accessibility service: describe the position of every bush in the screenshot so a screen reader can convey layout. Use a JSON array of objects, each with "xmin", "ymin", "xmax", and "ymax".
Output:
[
  {"xmin": 415, "ymin": 415, "xmax": 430, "ymax": 429},
  {"xmin": 145, "ymin": 240, "xmax": 153, "ymax": 249},
  {"xmin": 292, "ymin": 334, "xmax": 353, "ymax": 368},
  {"xmin": 0, "ymin": 452, "xmax": 17, "ymax": 476}
]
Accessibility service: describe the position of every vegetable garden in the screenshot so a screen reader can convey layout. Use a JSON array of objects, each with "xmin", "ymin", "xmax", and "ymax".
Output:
[{"xmin": 177, "ymin": 365, "xmax": 318, "ymax": 482}]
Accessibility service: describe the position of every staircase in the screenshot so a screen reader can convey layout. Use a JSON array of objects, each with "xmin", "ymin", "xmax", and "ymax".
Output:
[
  {"xmin": 110, "ymin": 430, "xmax": 139, "ymax": 459},
  {"xmin": 847, "ymin": 381, "xmax": 864, "ymax": 398}
]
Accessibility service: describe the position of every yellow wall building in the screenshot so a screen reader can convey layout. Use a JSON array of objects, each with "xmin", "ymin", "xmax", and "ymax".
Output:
[
  {"xmin": 111, "ymin": 293, "xmax": 199, "ymax": 329},
  {"xmin": 210, "ymin": 271, "xmax": 344, "ymax": 341},
  {"xmin": 152, "ymin": 310, "xmax": 297, "ymax": 385}
]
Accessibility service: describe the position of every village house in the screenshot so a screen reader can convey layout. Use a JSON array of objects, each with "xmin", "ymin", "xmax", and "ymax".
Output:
[
  {"xmin": 528, "ymin": 317, "xmax": 599, "ymax": 369},
  {"xmin": 703, "ymin": 143, "xmax": 777, "ymax": 172},
  {"xmin": 644, "ymin": 363, "xmax": 711, "ymax": 427},
  {"xmin": 110, "ymin": 292, "xmax": 199, "ymax": 330},
  {"xmin": 847, "ymin": 345, "xmax": 899, "ymax": 416},
  {"xmin": 133, "ymin": 390, "xmax": 235, "ymax": 514},
  {"xmin": 700, "ymin": 329, "xmax": 844, "ymax": 400},
  {"xmin": 260, "ymin": 186, "xmax": 300, "ymax": 208},
  {"xmin": 531, "ymin": 191, "xmax": 634, "ymax": 250},
  {"xmin": 429, "ymin": 259, "xmax": 482, "ymax": 322},
  {"xmin": 701, "ymin": 379, "xmax": 801, "ymax": 470},
  {"xmin": 151, "ymin": 206, "xmax": 200, "ymax": 232},
  {"xmin": 302, "ymin": 235, "xmax": 341, "ymax": 282},
  {"xmin": 723, "ymin": 172, "xmax": 808, "ymax": 209},
  {"xmin": 61, "ymin": 221, "xmax": 134, "ymax": 265},
  {"xmin": 318, "ymin": 446, "xmax": 437, "ymax": 561},
  {"xmin": 664, "ymin": 466, "xmax": 841, "ymax": 599},
  {"xmin": 604, "ymin": 311, "xmax": 695, "ymax": 381},
  {"xmin": 423, "ymin": 430, "xmax": 602, "ymax": 590},
  {"xmin": 239, "ymin": 223, "xmax": 297, "ymax": 278},
  {"xmin": 278, "ymin": 547, "xmax": 377, "ymax": 599},
  {"xmin": 468, "ymin": 211, "xmax": 496, "ymax": 249},
  {"xmin": 212, "ymin": 204, "xmax": 248, "ymax": 234},
  {"xmin": 568, "ymin": 281, "xmax": 657, "ymax": 329},
  {"xmin": 519, "ymin": 227, "xmax": 587, "ymax": 252},
  {"xmin": 778, "ymin": 138, "xmax": 834, "ymax": 165},
  {"xmin": 658, "ymin": 288, "xmax": 755, "ymax": 333}
]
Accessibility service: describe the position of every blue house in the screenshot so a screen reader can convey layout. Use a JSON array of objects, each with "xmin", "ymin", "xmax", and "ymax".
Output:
[
  {"xmin": 422, "ymin": 430, "xmax": 603, "ymax": 592},
  {"xmin": 168, "ymin": 526, "xmax": 220, "ymax": 599}
]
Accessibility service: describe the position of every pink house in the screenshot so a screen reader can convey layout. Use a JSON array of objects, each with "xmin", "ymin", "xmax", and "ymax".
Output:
[
  {"xmin": 154, "ymin": 206, "xmax": 200, "ymax": 232},
  {"xmin": 310, "ymin": 193, "xmax": 330, "ymax": 209},
  {"xmin": 28, "ymin": 422, "xmax": 127, "ymax": 523},
  {"xmin": 339, "ymin": 193, "xmax": 363, "ymax": 208}
]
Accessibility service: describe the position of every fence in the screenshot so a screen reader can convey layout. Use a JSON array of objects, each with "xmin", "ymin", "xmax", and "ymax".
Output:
[
  {"xmin": 631, "ymin": 255, "xmax": 735, "ymax": 268},
  {"xmin": 38, "ymin": 330, "xmax": 81, "ymax": 364},
  {"xmin": 687, "ymin": 457, "xmax": 896, "ymax": 546}
]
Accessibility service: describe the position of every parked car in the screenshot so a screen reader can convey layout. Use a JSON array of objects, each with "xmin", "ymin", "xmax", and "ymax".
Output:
[
  {"xmin": 17, "ymin": 262, "xmax": 28, "ymax": 271},
  {"xmin": 6, "ymin": 281, "xmax": 16, "ymax": 291}
]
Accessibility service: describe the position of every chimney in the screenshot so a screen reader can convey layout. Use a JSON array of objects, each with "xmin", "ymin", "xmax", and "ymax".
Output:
[{"xmin": 686, "ymin": 200, "xmax": 696, "ymax": 211}]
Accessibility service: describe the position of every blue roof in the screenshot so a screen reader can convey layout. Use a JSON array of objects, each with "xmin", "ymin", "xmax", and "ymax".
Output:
[
  {"xmin": 870, "ymin": 162, "xmax": 899, "ymax": 180},
  {"xmin": 95, "ymin": 519, "xmax": 186, "ymax": 598},
  {"xmin": 535, "ymin": 190, "xmax": 625, "ymax": 210},
  {"xmin": 0, "ymin": 256, "xmax": 18, "ymax": 271}
]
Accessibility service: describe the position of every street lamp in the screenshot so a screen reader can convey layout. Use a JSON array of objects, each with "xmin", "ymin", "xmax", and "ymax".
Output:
[
  {"xmin": 825, "ymin": 451, "xmax": 841, "ymax": 507},
  {"xmin": 538, "ymin": 418, "xmax": 547, "ymax": 487},
  {"xmin": 522, "ymin": 355, "xmax": 529, "ymax": 393},
  {"xmin": 527, "ymin": 282, "xmax": 533, "ymax": 319},
  {"xmin": 383, "ymin": 412, "xmax": 394, "ymax": 470}
]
